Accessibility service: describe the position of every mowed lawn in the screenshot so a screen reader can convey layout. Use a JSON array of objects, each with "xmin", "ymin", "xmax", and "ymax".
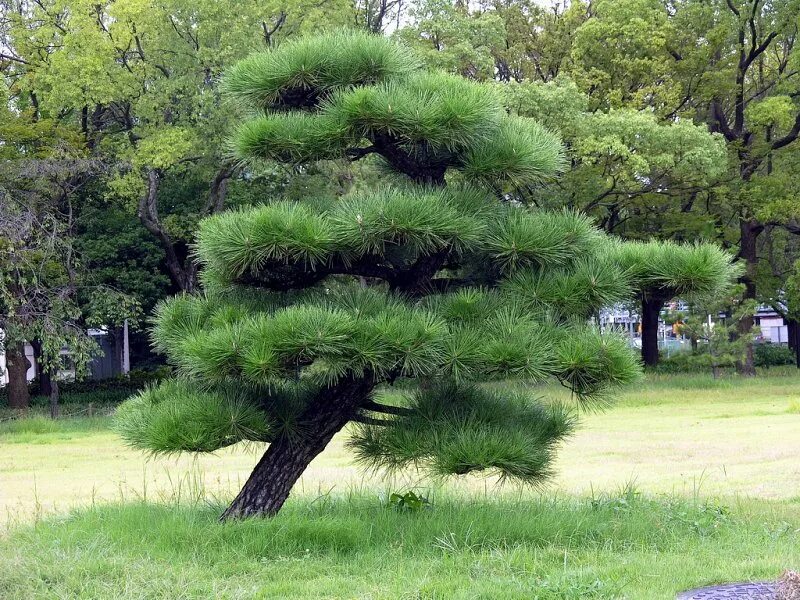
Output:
[
  {"xmin": 0, "ymin": 372, "xmax": 799, "ymax": 599},
  {"xmin": 2, "ymin": 372, "xmax": 799, "ymax": 521}
]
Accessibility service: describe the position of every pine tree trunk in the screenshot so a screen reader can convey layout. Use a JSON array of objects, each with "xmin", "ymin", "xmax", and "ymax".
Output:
[
  {"xmin": 220, "ymin": 376, "xmax": 374, "ymax": 520},
  {"xmin": 6, "ymin": 343, "xmax": 31, "ymax": 409},
  {"xmin": 640, "ymin": 295, "xmax": 664, "ymax": 367}
]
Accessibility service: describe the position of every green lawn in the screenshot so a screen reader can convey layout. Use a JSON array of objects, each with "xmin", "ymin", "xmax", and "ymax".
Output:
[{"xmin": 1, "ymin": 372, "xmax": 799, "ymax": 598}]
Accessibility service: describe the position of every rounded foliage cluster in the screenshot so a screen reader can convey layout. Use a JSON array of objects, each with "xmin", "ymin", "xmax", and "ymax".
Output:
[{"xmin": 225, "ymin": 31, "xmax": 564, "ymax": 186}]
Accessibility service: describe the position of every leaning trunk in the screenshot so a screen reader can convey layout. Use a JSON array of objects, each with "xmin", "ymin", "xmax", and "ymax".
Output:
[
  {"xmin": 6, "ymin": 343, "xmax": 31, "ymax": 409},
  {"xmin": 221, "ymin": 376, "xmax": 374, "ymax": 519},
  {"xmin": 640, "ymin": 295, "xmax": 664, "ymax": 368}
]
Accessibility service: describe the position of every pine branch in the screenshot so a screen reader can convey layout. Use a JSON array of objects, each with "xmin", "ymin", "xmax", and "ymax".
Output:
[
  {"xmin": 361, "ymin": 400, "xmax": 412, "ymax": 416},
  {"xmin": 352, "ymin": 414, "xmax": 394, "ymax": 427}
]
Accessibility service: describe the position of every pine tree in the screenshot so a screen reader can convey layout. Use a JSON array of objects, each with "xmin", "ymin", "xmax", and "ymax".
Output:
[
  {"xmin": 611, "ymin": 241, "xmax": 740, "ymax": 367},
  {"xmin": 116, "ymin": 31, "xmax": 723, "ymax": 519}
]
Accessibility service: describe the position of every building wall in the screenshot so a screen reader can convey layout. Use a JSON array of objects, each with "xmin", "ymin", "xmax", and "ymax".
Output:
[
  {"xmin": 1, "ymin": 332, "xmax": 121, "ymax": 386},
  {"xmin": 758, "ymin": 317, "xmax": 788, "ymax": 343}
]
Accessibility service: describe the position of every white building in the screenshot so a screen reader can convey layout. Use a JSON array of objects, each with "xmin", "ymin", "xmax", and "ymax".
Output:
[{"xmin": 0, "ymin": 326, "xmax": 130, "ymax": 386}]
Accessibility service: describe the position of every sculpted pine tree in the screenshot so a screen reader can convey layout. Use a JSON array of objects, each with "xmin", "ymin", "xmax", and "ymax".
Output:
[{"xmin": 116, "ymin": 32, "xmax": 721, "ymax": 519}]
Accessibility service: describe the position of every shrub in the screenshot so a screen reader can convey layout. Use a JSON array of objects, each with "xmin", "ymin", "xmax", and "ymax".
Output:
[
  {"xmin": 753, "ymin": 343, "xmax": 795, "ymax": 367},
  {"xmin": 1, "ymin": 366, "xmax": 171, "ymax": 405}
]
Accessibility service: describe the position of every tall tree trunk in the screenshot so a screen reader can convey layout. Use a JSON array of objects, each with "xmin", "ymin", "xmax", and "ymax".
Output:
[
  {"xmin": 640, "ymin": 294, "xmax": 664, "ymax": 367},
  {"xmin": 791, "ymin": 318, "xmax": 800, "ymax": 369},
  {"xmin": 6, "ymin": 342, "xmax": 31, "ymax": 409},
  {"xmin": 221, "ymin": 376, "xmax": 374, "ymax": 520},
  {"xmin": 736, "ymin": 218, "xmax": 760, "ymax": 377},
  {"xmin": 30, "ymin": 340, "xmax": 52, "ymax": 397},
  {"xmin": 49, "ymin": 372, "xmax": 60, "ymax": 419}
]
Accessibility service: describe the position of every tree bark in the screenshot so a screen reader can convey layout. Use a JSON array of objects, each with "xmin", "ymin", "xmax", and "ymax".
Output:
[
  {"xmin": 6, "ymin": 342, "xmax": 31, "ymax": 409},
  {"xmin": 220, "ymin": 375, "xmax": 374, "ymax": 519},
  {"xmin": 640, "ymin": 294, "xmax": 664, "ymax": 367},
  {"xmin": 137, "ymin": 166, "xmax": 234, "ymax": 293},
  {"xmin": 736, "ymin": 218, "xmax": 760, "ymax": 376},
  {"xmin": 30, "ymin": 340, "xmax": 52, "ymax": 397},
  {"xmin": 791, "ymin": 318, "xmax": 800, "ymax": 369},
  {"xmin": 49, "ymin": 372, "xmax": 60, "ymax": 419}
]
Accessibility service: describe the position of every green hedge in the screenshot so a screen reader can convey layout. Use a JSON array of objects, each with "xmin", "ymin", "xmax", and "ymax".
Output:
[
  {"xmin": 1, "ymin": 367, "xmax": 171, "ymax": 405},
  {"xmin": 656, "ymin": 343, "xmax": 796, "ymax": 373},
  {"xmin": 753, "ymin": 343, "xmax": 795, "ymax": 367}
]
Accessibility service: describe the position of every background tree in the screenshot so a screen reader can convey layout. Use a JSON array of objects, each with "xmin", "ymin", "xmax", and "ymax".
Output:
[
  {"xmin": 0, "ymin": 161, "xmax": 98, "ymax": 412},
  {"xmin": 566, "ymin": 0, "xmax": 800, "ymax": 374},
  {"xmin": 501, "ymin": 80, "xmax": 728, "ymax": 238},
  {"xmin": 399, "ymin": 3, "xmax": 737, "ymax": 367},
  {"xmin": 407, "ymin": 0, "xmax": 800, "ymax": 374},
  {"xmin": 0, "ymin": 101, "xmax": 95, "ymax": 410},
  {"xmin": 115, "ymin": 32, "xmax": 733, "ymax": 519},
  {"xmin": 610, "ymin": 241, "xmax": 739, "ymax": 367},
  {"xmin": 399, "ymin": 0, "xmax": 587, "ymax": 83},
  {"xmin": 0, "ymin": 94, "xmax": 140, "ymax": 411},
  {"xmin": 2, "ymin": 0, "xmax": 353, "ymax": 293}
]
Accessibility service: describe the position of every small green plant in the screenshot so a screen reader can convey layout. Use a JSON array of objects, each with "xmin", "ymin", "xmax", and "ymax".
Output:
[
  {"xmin": 590, "ymin": 480, "xmax": 641, "ymax": 513},
  {"xmin": 665, "ymin": 499, "xmax": 730, "ymax": 537},
  {"xmin": 386, "ymin": 490, "xmax": 430, "ymax": 513}
]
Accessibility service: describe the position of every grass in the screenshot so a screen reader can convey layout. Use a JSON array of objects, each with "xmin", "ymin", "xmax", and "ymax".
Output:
[
  {"xmin": 0, "ymin": 492, "xmax": 798, "ymax": 599},
  {"xmin": 1, "ymin": 372, "xmax": 799, "ymax": 598}
]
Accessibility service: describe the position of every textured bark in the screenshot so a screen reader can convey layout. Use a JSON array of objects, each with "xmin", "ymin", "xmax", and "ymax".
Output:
[
  {"xmin": 640, "ymin": 294, "xmax": 665, "ymax": 367},
  {"xmin": 790, "ymin": 319, "xmax": 800, "ymax": 369},
  {"xmin": 6, "ymin": 343, "xmax": 31, "ymax": 409},
  {"xmin": 30, "ymin": 340, "xmax": 52, "ymax": 397},
  {"xmin": 49, "ymin": 373, "xmax": 60, "ymax": 419},
  {"xmin": 220, "ymin": 376, "xmax": 374, "ymax": 520},
  {"xmin": 736, "ymin": 218, "xmax": 760, "ymax": 377},
  {"xmin": 138, "ymin": 166, "xmax": 233, "ymax": 293}
]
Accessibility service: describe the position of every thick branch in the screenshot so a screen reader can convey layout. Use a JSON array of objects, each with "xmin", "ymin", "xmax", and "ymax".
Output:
[
  {"xmin": 361, "ymin": 400, "xmax": 413, "ymax": 416},
  {"xmin": 345, "ymin": 146, "xmax": 378, "ymax": 161},
  {"xmin": 710, "ymin": 99, "xmax": 737, "ymax": 142},
  {"xmin": 772, "ymin": 111, "xmax": 800, "ymax": 150},
  {"xmin": 203, "ymin": 165, "xmax": 235, "ymax": 214},
  {"xmin": 353, "ymin": 414, "xmax": 394, "ymax": 427},
  {"xmin": 0, "ymin": 52, "xmax": 30, "ymax": 65},
  {"xmin": 387, "ymin": 247, "xmax": 452, "ymax": 296},
  {"xmin": 137, "ymin": 169, "xmax": 196, "ymax": 292}
]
